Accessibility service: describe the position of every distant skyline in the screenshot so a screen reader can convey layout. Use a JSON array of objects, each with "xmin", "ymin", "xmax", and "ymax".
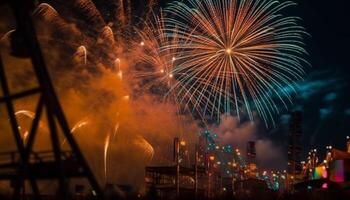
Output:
[
  {"xmin": 156, "ymin": 0, "xmax": 350, "ymax": 169},
  {"xmin": 259, "ymin": 0, "xmax": 350, "ymax": 161}
]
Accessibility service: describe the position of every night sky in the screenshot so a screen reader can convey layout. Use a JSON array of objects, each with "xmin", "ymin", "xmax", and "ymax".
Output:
[
  {"xmin": 1, "ymin": 0, "xmax": 349, "ymax": 169},
  {"xmin": 156, "ymin": 0, "xmax": 350, "ymax": 166},
  {"xmin": 262, "ymin": 0, "xmax": 350, "ymax": 158}
]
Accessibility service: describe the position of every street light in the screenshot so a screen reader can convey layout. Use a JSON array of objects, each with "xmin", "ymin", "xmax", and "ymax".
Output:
[{"xmin": 209, "ymin": 155, "xmax": 215, "ymax": 161}]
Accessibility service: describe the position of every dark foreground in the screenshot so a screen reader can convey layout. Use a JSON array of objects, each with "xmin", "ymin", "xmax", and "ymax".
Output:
[{"xmin": 1, "ymin": 190, "xmax": 350, "ymax": 200}]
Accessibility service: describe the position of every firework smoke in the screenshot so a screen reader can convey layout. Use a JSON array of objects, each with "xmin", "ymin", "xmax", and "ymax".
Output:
[{"xmin": 0, "ymin": 0, "xmax": 307, "ymax": 192}]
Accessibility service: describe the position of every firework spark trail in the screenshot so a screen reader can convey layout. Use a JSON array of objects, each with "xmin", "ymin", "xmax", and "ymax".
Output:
[
  {"xmin": 137, "ymin": 15, "xmax": 169, "ymax": 69},
  {"xmin": 133, "ymin": 135, "xmax": 155, "ymax": 161},
  {"xmin": 17, "ymin": 0, "xmax": 306, "ymax": 152},
  {"xmin": 136, "ymin": 12, "xmax": 185, "ymax": 102},
  {"xmin": 15, "ymin": 110, "xmax": 36, "ymax": 143},
  {"xmin": 99, "ymin": 26, "xmax": 115, "ymax": 46},
  {"xmin": 70, "ymin": 120, "xmax": 89, "ymax": 133},
  {"xmin": 112, "ymin": 122, "xmax": 120, "ymax": 140},
  {"xmin": 104, "ymin": 133, "xmax": 111, "ymax": 182},
  {"xmin": 74, "ymin": 46, "xmax": 87, "ymax": 65},
  {"xmin": 159, "ymin": 0, "xmax": 308, "ymax": 125},
  {"xmin": 0, "ymin": 29, "xmax": 15, "ymax": 42},
  {"xmin": 33, "ymin": 3, "xmax": 90, "ymax": 45},
  {"xmin": 103, "ymin": 121, "xmax": 120, "ymax": 183},
  {"xmin": 74, "ymin": 0, "xmax": 106, "ymax": 29},
  {"xmin": 136, "ymin": 12, "xmax": 238, "ymax": 126},
  {"xmin": 34, "ymin": 3, "xmax": 117, "ymax": 68},
  {"xmin": 144, "ymin": 0, "xmax": 158, "ymax": 22},
  {"xmin": 136, "ymin": 12, "xmax": 206, "ymax": 140},
  {"xmin": 126, "ymin": 0, "xmax": 132, "ymax": 26},
  {"xmin": 60, "ymin": 119, "xmax": 89, "ymax": 146},
  {"xmin": 34, "ymin": 3, "xmax": 62, "ymax": 24},
  {"xmin": 15, "ymin": 110, "xmax": 35, "ymax": 119},
  {"xmin": 136, "ymin": 11, "xmax": 249, "ymax": 124},
  {"xmin": 15, "ymin": 111, "xmax": 93, "ymax": 147},
  {"xmin": 117, "ymin": 0, "xmax": 127, "ymax": 27}
]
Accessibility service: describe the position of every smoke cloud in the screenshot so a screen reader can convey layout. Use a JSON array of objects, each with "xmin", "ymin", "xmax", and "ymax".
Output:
[
  {"xmin": 0, "ymin": 5, "xmax": 200, "ymax": 193},
  {"xmin": 0, "ymin": 1, "xmax": 286, "ymax": 193},
  {"xmin": 211, "ymin": 115, "xmax": 286, "ymax": 170}
]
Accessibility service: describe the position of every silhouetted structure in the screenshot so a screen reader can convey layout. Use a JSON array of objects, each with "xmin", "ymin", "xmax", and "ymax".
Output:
[
  {"xmin": 145, "ymin": 165, "xmax": 209, "ymax": 199},
  {"xmin": 288, "ymin": 111, "xmax": 303, "ymax": 178},
  {"xmin": 246, "ymin": 141, "xmax": 256, "ymax": 164},
  {"xmin": 0, "ymin": 1, "xmax": 101, "ymax": 199}
]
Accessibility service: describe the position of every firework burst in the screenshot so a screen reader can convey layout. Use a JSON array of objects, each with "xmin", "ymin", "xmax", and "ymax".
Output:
[
  {"xmin": 136, "ymin": 12, "xmax": 219, "ymax": 125},
  {"xmin": 152, "ymin": 0, "xmax": 309, "ymax": 125},
  {"xmin": 136, "ymin": 12, "xmax": 178, "ymax": 98}
]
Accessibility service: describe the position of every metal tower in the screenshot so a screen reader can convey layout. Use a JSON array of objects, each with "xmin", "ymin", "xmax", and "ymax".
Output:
[
  {"xmin": 0, "ymin": 0, "xmax": 102, "ymax": 199},
  {"xmin": 246, "ymin": 141, "xmax": 256, "ymax": 166},
  {"xmin": 287, "ymin": 111, "xmax": 303, "ymax": 178}
]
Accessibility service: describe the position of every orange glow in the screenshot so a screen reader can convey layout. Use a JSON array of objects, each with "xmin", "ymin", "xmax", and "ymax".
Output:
[
  {"xmin": 180, "ymin": 140, "xmax": 186, "ymax": 146},
  {"xmin": 209, "ymin": 155, "xmax": 215, "ymax": 161}
]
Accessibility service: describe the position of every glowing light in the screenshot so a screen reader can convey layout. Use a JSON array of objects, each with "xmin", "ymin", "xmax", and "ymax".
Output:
[
  {"xmin": 15, "ymin": 110, "xmax": 35, "ymax": 119},
  {"xmin": 133, "ymin": 135, "xmax": 155, "ymax": 160},
  {"xmin": 163, "ymin": 0, "xmax": 307, "ymax": 125},
  {"xmin": 118, "ymin": 71, "xmax": 123, "ymax": 79},
  {"xmin": 70, "ymin": 119, "xmax": 89, "ymax": 133},
  {"xmin": 330, "ymin": 160, "xmax": 345, "ymax": 182},
  {"xmin": 104, "ymin": 134, "xmax": 111, "ymax": 182},
  {"xmin": 74, "ymin": 46, "xmax": 87, "ymax": 65},
  {"xmin": 23, "ymin": 131, "xmax": 29, "ymax": 142},
  {"xmin": 313, "ymin": 166, "xmax": 328, "ymax": 179},
  {"xmin": 15, "ymin": 110, "xmax": 44, "ymax": 143},
  {"xmin": 180, "ymin": 140, "xmax": 186, "ymax": 146},
  {"xmin": 112, "ymin": 122, "xmax": 120, "ymax": 140},
  {"xmin": 61, "ymin": 119, "xmax": 89, "ymax": 146},
  {"xmin": 322, "ymin": 183, "xmax": 328, "ymax": 189},
  {"xmin": 140, "ymin": 41, "xmax": 145, "ymax": 46},
  {"xmin": 123, "ymin": 95, "xmax": 130, "ymax": 101},
  {"xmin": 209, "ymin": 155, "xmax": 215, "ymax": 161}
]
